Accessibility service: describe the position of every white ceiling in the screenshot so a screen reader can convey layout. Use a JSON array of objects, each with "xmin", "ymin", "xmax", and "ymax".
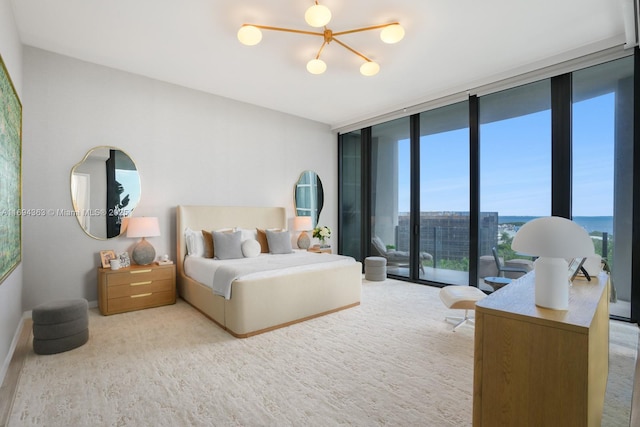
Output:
[{"xmin": 10, "ymin": 0, "xmax": 629, "ymax": 129}]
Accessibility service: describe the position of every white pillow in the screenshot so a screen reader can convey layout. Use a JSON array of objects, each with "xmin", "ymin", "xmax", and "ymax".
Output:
[
  {"xmin": 241, "ymin": 239, "xmax": 261, "ymax": 258},
  {"xmin": 185, "ymin": 227, "xmax": 205, "ymax": 257},
  {"xmin": 238, "ymin": 228, "xmax": 258, "ymax": 242}
]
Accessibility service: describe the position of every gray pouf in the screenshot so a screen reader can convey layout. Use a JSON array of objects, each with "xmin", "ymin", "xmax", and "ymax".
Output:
[
  {"xmin": 32, "ymin": 298, "xmax": 89, "ymax": 355},
  {"xmin": 365, "ymin": 256, "xmax": 387, "ymax": 281}
]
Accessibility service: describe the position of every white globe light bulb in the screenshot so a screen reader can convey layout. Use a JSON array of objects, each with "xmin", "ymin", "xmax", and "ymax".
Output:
[
  {"xmin": 237, "ymin": 25, "xmax": 262, "ymax": 46},
  {"xmin": 360, "ymin": 61, "xmax": 380, "ymax": 76},
  {"xmin": 380, "ymin": 24, "xmax": 405, "ymax": 44},
  {"xmin": 307, "ymin": 59, "xmax": 327, "ymax": 74},
  {"xmin": 305, "ymin": 4, "xmax": 331, "ymax": 28}
]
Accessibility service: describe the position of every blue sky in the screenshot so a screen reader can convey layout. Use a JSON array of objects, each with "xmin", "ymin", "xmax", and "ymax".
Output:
[{"xmin": 397, "ymin": 92, "xmax": 615, "ymax": 216}]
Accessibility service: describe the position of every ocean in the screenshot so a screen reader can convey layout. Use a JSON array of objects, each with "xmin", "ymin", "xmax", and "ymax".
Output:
[{"xmin": 499, "ymin": 216, "xmax": 614, "ymax": 235}]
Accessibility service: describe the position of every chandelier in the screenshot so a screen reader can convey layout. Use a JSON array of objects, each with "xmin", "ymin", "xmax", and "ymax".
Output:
[{"xmin": 237, "ymin": 1, "xmax": 405, "ymax": 76}]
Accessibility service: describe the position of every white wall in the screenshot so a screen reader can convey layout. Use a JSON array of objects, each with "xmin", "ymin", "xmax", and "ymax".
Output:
[
  {"xmin": 22, "ymin": 47, "xmax": 337, "ymax": 310},
  {"xmin": 0, "ymin": 0, "xmax": 24, "ymax": 382}
]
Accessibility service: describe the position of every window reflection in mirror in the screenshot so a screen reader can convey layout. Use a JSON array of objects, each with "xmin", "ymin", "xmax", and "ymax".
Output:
[
  {"xmin": 294, "ymin": 170, "xmax": 323, "ymax": 228},
  {"xmin": 71, "ymin": 147, "xmax": 141, "ymax": 240}
]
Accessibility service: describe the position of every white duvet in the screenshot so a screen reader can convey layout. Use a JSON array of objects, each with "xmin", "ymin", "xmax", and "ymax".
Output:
[{"xmin": 184, "ymin": 250, "xmax": 357, "ymax": 299}]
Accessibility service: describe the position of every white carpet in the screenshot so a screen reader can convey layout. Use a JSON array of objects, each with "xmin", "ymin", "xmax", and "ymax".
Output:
[{"xmin": 8, "ymin": 279, "xmax": 637, "ymax": 426}]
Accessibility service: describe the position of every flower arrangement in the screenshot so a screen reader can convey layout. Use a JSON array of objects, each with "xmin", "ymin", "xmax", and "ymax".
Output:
[{"xmin": 312, "ymin": 225, "xmax": 332, "ymax": 246}]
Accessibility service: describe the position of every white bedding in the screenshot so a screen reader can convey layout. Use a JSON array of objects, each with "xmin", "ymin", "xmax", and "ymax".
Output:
[{"xmin": 184, "ymin": 251, "xmax": 357, "ymax": 299}]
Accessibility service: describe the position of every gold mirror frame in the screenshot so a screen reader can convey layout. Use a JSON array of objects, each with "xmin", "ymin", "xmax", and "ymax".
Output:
[{"xmin": 70, "ymin": 146, "xmax": 141, "ymax": 240}]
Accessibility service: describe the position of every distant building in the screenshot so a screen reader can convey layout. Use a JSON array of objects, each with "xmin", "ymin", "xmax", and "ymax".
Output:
[{"xmin": 396, "ymin": 212, "xmax": 498, "ymax": 265}]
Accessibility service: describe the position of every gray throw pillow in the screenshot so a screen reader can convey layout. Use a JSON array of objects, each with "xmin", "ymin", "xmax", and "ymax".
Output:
[
  {"xmin": 265, "ymin": 230, "xmax": 293, "ymax": 254},
  {"xmin": 213, "ymin": 230, "xmax": 244, "ymax": 260}
]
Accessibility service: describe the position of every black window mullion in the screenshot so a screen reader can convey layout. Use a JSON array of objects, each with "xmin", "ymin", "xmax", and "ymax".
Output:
[
  {"xmin": 469, "ymin": 95, "xmax": 480, "ymax": 287},
  {"xmin": 551, "ymin": 74, "xmax": 572, "ymax": 219},
  {"xmin": 362, "ymin": 127, "xmax": 372, "ymax": 260},
  {"xmin": 410, "ymin": 114, "xmax": 420, "ymax": 280}
]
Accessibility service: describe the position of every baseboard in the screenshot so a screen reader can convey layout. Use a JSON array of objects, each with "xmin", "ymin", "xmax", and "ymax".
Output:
[{"xmin": 0, "ymin": 315, "xmax": 31, "ymax": 427}]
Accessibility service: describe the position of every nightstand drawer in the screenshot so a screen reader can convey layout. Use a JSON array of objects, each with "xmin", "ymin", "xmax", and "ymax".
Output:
[
  {"xmin": 98, "ymin": 264, "xmax": 176, "ymax": 315},
  {"xmin": 107, "ymin": 290, "xmax": 175, "ymax": 314},
  {"xmin": 107, "ymin": 278, "xmax": 174, "ymax": 299},
  {"xmin": 106, "ymin": 267, "xmax": 173, "ymax": 286}
]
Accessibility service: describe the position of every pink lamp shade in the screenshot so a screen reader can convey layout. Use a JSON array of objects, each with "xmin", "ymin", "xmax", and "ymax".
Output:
[
  {"xmin": 126, "ymin": 217, "xmax": 160, "ymax": 238},
  {"xmin": 126, "ymin": 217, "xmax": 160, "ymax": 265},
  {"xmin": 293, "ymin": 216, "xmax": 313, "ymax": 249},
  {"xmin": 293, "ymin": 216, "xmax": 313, "ymax": 231}
]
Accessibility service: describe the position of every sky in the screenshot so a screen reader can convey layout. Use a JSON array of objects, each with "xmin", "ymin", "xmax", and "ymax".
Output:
[{"xmin": 396, "ymin": 92, "xmax": 616, "ymax": 217}]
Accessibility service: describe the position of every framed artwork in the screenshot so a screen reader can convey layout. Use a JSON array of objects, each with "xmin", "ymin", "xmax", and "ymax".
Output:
[
  {"xmin": 0, "ymin": 55, "xmax": 22, "ymax": 286},
  {"xmin": 100, "ymin": 250, "xmax": 117, "ymax": 268}
]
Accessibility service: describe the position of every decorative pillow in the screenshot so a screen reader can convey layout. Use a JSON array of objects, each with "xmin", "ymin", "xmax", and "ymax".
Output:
[
  {"xmin": 202, "ymin": 230, "xmax": 214, "ymax": 258},
  {"xmin": 241, "ymin": 239, "xmax": 261, "ymax": 258},
  {"xmin": 238, "ymin": 228, "xmax": 258, "ymax": 242},
  {"xmin": 266, "ymin": 230, "xmax": 293, "ymax": 254},
  {"xmin": 185, "ymin": 227, "xmax": 205, "ymax": 257},
  {"xmin": 213, "ymin": 230, "xmax": 244, "ymax": 260},
  {"xmin": 257, "ymin": 228, "xmax": 284, "ymax": 253},
  {"xmin": 202, "ymin": 228, "xmax": 234, "ymax": 258}
]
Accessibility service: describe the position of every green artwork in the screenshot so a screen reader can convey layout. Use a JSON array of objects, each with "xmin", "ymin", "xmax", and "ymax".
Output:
[{"xmin": 0, "ymin": 54, "xmax": 22, "ymax": 285}]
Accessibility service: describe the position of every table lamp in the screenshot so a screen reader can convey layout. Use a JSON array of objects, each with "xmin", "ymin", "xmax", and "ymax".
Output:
[
  {"xmin": 511, "ymin": 216, "xmax": 595, "ymax": 310},
  {"xmin": 126, "ymin": 217, "xmax": 160, "ymax": 265},
  {"xmin": 293, "ymin": 216, "xmax": 313, "ymax": 249}
]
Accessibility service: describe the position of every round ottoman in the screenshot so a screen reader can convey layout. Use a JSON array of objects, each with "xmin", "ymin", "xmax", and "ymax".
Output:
[
  {"xmin": 32, "ymin": 298, "xmax": 89, "ymax": 355},
  {"xmin": 365, "ymin": 256, "xmax": 387, "ymax": 281}
]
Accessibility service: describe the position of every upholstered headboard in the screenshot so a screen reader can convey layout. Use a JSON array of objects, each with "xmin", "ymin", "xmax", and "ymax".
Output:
[{"xmin": 175, "ymin": 205, "xmax": 287, "ymax": 284}]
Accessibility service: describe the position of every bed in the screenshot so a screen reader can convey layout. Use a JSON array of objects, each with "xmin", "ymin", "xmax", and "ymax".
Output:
[{"xmin": 176, "ymin": 205, "xmax": 362, "ymax": 337}]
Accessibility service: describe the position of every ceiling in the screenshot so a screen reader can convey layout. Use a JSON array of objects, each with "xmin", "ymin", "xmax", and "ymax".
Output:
[{"xmin": 10, "ymin": 0, "xmax": 629, "ymax": 129}]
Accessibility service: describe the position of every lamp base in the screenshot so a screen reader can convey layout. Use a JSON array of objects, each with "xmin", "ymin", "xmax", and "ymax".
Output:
[
  {"xmin": 132, "ymin": 237, "xmax": 156, "ymax": 265},
  {"xmin": 534, "ymin": 257, "xmax": 569, "ymax": 310},
  {"xmin": 297, "ymin": 231, "xmax": 311, "ymax": 249}
]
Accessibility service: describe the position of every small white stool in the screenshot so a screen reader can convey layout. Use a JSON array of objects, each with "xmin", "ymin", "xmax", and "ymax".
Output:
[
  {"xmin": 439, "ymin": 286, "xmax": 486, "ymax": 331},
  {"xmin": 364, "ymin": 256, "xmax": 387, "ymax": 281}
]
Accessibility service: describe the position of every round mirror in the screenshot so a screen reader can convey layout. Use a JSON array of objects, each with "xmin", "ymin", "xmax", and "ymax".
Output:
[
  {"xmin": 294, "ymin": 170, "xmax": 324, "ymax": 227},
  {"xmin": 70, "ymin": 146, "xmax": 141, "ymax": 240}
]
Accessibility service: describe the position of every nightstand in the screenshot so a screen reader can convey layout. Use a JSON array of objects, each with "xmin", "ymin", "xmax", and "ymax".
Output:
[
  {"xmin": 308, "ymin": 246, "xmax": 332, "ymax": 254},
  {"xmin": 98, "ymin": 263, "xmax": 176, "ymax": 315}
]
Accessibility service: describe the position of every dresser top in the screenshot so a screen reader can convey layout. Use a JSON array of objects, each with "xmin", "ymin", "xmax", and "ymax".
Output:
[{"xmin": 475, "ymin": 271, "xmax": 608, "ymax": 333}]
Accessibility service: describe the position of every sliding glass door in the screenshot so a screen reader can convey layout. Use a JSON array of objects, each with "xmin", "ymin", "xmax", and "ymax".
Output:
[
  {"xmin": 478, "ymin": 80, "xmax": 552, "ymax": 290},
  {"xmin": 572, "ymin": 56, "xmax": 634, "ymax": 318},
  {"xmin": 370, "ymin": 117, "xmax": 411, "ymax": 279},
  {"xmin": 419, "ymin": 101, "xmax": 470, "ymax": 285}
]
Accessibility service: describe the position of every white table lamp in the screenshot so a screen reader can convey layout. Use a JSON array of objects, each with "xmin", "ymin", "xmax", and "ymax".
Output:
[
  {"xmin": 126, "ymin": 217, "xmax": 160, "ymax": 265},
  {"xmin": 293, "ymin": 216, "xmax": 313, "ymax": 249},
  {"xmin": 511, "ymin": 216, "xmax": 595, "ymax": 310}
]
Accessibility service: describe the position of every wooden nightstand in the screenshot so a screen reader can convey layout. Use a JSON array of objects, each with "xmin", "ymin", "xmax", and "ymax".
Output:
[
  {"xmin": 98, "ymin": 263, "xmax": 176, "ymax": 315},
  {"xmin": 308, "ymin": 246, "xmax": 332, "ymax": 254}
]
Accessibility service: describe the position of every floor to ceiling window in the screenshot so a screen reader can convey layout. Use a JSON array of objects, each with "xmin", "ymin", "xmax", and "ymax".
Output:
[
  {"xmin": 338, "ymin": 49, "xmax": 637, "ymax": 321},
  {"xmin": 370, "ymin": 117, "xmax": 411, "ymax": 279},
  {"xmin": 419, "ymin": 101, "xmax": 470, "ymax": 285},
  {"xmin": 478, "ymin": 80, "xmax": 552, "ymax": 290},
  {"xmin": 572, "ymin": 56, "xmax": 634, "ymax": 318},
  {"xmin": 339, "ymin": 130, "xmax": 363, "ymax": 261}
]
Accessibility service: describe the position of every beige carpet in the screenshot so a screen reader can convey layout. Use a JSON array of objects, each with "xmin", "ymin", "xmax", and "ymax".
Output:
[{"xmin": 7, "ymin": 279, "xmax": 638, "ymax": 426}]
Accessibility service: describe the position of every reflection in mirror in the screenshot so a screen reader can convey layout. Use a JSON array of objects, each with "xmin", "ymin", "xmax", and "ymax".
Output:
[
  {"xmin": 71, "ymin": 147, "xmax": 141, "ymax": 240},
  {"xmin": 294, "ymin": 170, "xmax": 324, "ymax": 227}
]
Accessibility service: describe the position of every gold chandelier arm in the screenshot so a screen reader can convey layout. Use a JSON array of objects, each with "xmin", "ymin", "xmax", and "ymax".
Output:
[
  {"xmin": 331, "ymin": 37, "xmax": 372, "ymax": 63},
  {"xmin": 315, "ymin": 40, "xmax": 329, "ymax": 60},
  {"xmin": 242, "ymin": 24, "xmax": 324, "ymax": 38},
  {"xmin": 332, "ymin": 22, "xmax": 400, "ymax": 37}
]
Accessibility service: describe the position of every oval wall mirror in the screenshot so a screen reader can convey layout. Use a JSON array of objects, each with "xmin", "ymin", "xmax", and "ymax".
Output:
[
  {"xmin": 70, "ymin": 146, "xmax": 141, "ymax": 240},
  {"xmin": 294, "ymin": 170, "xmax": 324, "ymax": 227}
]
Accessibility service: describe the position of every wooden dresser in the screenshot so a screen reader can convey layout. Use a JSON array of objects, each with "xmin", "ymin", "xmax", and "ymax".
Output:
[
  {"xmin": 98, "ymin": 263, "xmax": 176, "ymax": 315},
  {"xmin": 473, "ymin": 273, "xmax": 609, "ymax": 427}
]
